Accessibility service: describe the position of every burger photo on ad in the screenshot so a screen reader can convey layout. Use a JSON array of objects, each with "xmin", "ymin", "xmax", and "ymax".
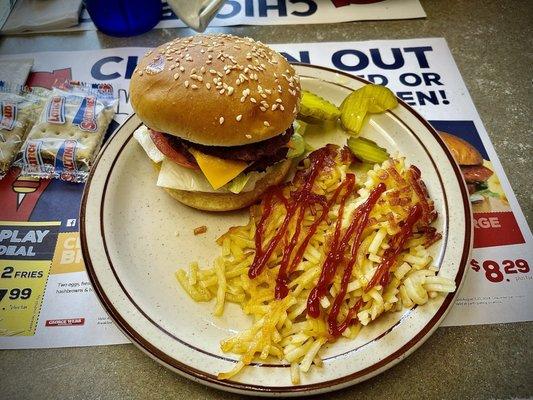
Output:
[{"xmin": 439, "ymin": 131, "xmax": 509, "ymax": 213}]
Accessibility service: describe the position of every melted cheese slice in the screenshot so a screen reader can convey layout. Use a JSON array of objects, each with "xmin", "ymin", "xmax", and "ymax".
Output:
[{"xmin": 188, "ymin": 148, "xmax": 249, "ymax": 190}]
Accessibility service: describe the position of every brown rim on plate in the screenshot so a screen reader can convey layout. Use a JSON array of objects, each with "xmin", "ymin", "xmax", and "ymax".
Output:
[{"xmin": 80, "ymin": 63, "xmax": 472, "ymax": 394}]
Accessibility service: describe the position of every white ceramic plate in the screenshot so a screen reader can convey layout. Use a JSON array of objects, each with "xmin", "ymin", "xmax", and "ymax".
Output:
[{"xmin": 81, "ymin": 64, "xmax": 472, "ymax": 396}]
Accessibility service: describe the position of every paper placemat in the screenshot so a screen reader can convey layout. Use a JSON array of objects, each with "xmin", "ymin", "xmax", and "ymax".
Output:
[{"xmin": 0, "ymin": 37, "xmax": 531, "ymax": 349}]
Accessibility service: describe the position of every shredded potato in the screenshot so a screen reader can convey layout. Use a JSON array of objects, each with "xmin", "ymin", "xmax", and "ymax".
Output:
[{"xmin": 176, "ymin": 151, "xmax": 455, "ymax": 382}]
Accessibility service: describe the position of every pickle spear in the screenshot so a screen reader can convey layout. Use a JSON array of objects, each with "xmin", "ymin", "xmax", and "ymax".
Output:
[
  {"xmin": 347, "ymin": 137, "xmax": 390, "ymax": 164},
  {"xmin": 298, "ymin": 90, "xmax": 340, "ymax": 123}
]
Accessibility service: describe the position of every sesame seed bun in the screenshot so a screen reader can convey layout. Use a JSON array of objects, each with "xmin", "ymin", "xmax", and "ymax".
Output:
[
  {"xmin": 438, "ymin": 131, "xmax": 483, "ymax": 166},
  {"xmin": 130, "ymin": 34, "xmax": 301, "ymax": 147},
  {"xmin": 162, "ymin": 158, "xmax": 293, "ymax": 211}
]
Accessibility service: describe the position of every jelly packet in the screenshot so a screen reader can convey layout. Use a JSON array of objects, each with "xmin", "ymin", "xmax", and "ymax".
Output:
[
  {"xmin": 15, "ymin": 81, "xmax": 117, "ymax": 182},
  {"xmin": 0, "ymin": 86, "xmax": 48, "ymax": 179}
]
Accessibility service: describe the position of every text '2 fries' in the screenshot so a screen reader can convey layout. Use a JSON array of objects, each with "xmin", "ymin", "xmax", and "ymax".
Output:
[{"xmin": 177, "ymin": 144, "xmax": 454, "ymax": 383}]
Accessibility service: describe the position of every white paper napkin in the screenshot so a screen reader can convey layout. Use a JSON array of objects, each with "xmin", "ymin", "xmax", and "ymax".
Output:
[
  {"xmin": 0, "ymin": 58, "xmax": 34, "ymax": 89},
  {"xmin": 2, "ymin": 0, "xmax": 82, "ymax": 34}
]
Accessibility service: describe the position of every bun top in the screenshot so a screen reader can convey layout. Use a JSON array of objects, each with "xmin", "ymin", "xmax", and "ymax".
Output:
[
  {"xmin": 438, "ymin": 131, "xmax": 483, "ymax": 166},
  {"xmin": 129, "ymin": 34, "xmax": 301, "ymax": 146}
]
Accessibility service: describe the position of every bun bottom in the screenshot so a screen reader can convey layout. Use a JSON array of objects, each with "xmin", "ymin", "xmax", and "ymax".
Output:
[
  {"xmin": 472, "ymin": 196, "xmax": 510, "ymax": 214},
  {"xmin": 163, "ymin": 159, "xmax": 293, "ymax": 212}
]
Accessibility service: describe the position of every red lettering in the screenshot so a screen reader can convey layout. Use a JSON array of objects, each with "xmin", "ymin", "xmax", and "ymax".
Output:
[
  {"xmin": 0, "ymin": 102, "xmax": 16, "ymax": 130},
  {"xmin": 27, "ymin": 143, "xmax": 38, "ymax": 166},
  {"xmin": 63, "ymin": 141, "xmax": 77, "ymax": 171},
  {"xmin": 47, "ymin": 96, "xmax": 65, "ymax": 124},
  {"xmin": 79, "ymin": 96, "xmax": 97, "ymax": 132}
]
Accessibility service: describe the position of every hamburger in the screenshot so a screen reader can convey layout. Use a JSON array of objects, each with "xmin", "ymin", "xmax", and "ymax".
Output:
[
  {"xmin": 129, "ymin": 34, "xmax": 302, "ymax": 211},
  {"xmin": 439, "ymin": 131, "xmax": 508, "ymax": 212}
]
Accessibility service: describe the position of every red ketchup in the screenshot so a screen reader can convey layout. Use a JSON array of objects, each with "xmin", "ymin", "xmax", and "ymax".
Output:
[
  {"xmin": 328, "ymin": 203, "xmax": 422, "ymax": 337},
  {"xmin": 407, "ymin": 166, "xmax": 436, "ymax": 225},
  {"xmin": 248, "ymin": 146, "xmax": 337, "ymax": 282},
  {"xmin": 307, "ymin": 182, "xmax": 386, "ymax": 319},
  {"xmin": 247, "ymin": 145, "xmax": 426, "ymax": 338}
]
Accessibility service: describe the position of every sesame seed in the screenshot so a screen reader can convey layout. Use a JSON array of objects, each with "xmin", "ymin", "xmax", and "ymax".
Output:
[
  {"xmin": 280, "ymin": 105, "xmax": 285, "ymax": 111},
  {"xmin": 206, "ymin": 83, "xmax": 211, "ymax": 89},
  {"xmin": 227, "ymin": 86, "xmax": 234, "ymax": 95},
  {"xmin": 219, "ymin": 117, "xmax": 224, "ymax": 124},
  {"xmin": 260, "ymin": 93, "xmax": 267, "ymax": 98},
  {"xmin": 260, "ymin": 107, "xmax": 266, "ymax": 112},
  {"xmin": 138, "ymin": 70, "xmax": 143, "ymax": 76},
  {"xmin": 173, "ymin": 73, "xmax": 179, "ymax": 80},
  {"xmin": 184, "ymin": 80, "xmax": 189, "ymax": 88},
  {"xmin": 191, "ymin": 84, "xmax": 198, "ymax": 89},
  {"xmin": 191, "ymin": 68, "xmax": 197, "ymax": 74},
  {"xmin": 240, "ymin": 97, "xmax": 246, "ymax": 103},
  {"xmin": 180, "ymin": 66, "xmax": 185, "ymax": 72},
  {"xmin": 272, "ymin": 104, "xmax": 278, "ymax": 111},
  {"xmin": 197, "ymin": 76, "xmax": 203, "ymax": 82},
  {"xmin": 250, "ymin": 97, "xmax": 257, "ymax": 103},
  {"xmin": 219, "ymin": 88, "xmax": 225, "ymax": 94},
  {"xmin": 200, "ymin": 66, "xmax": 205, "ymax": 74},
  {"xmin": 264, "ymin": 121, "xmax": 270, "ymax": 127},
  {"xmin": 236, "ymin": 115, "xmax": 242, "ymax": 121},
  {"xmin": 245, "ymin": 134, "xmax": 252, "ymax": 139}
]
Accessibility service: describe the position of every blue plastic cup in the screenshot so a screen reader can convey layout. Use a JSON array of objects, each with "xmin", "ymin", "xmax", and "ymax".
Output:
[{"xmin": 85, "ymin": 0, "xmax": 162, "ymax": 37}]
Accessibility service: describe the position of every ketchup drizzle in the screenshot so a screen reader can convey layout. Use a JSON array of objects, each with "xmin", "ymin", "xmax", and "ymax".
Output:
[
  {"xmin": 275, "ymin": 175, "xmax": 358, "ymax": 299},
  {"xmin": 407, "ymin": 166, "xmax": 436, "ymax": 225},
  {"xmin": 306, "ymin": 175, "xmax": 357, "ymax": 317},
  {"xmin": 246, "ymin": 145, "xmax": 427, "ymax": 338},
  {"xmin": 328, "ymin": 203, "xmax": 422, "ymax": 336},
  {"xmin": 248, "ymin": 146, "xmax": 336, "ymax": 280},
  {"xmin": 308, "ymin": 182, "xmax": 386, "ymax": 319}
]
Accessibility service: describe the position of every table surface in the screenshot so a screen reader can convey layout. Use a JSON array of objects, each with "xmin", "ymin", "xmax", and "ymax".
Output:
[{"xmin": 1, "ymin": 1, "xmax": 531, "ymax": 399}]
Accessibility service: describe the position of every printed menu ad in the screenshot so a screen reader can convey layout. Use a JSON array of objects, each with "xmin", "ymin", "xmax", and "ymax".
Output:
[
  {"xmin": 0, "ymin": 38, "xmax": 531, "ymax": 348},
  {"xmin": 8, "ymin": 0, "xmax": 425, "ymax": 34}
]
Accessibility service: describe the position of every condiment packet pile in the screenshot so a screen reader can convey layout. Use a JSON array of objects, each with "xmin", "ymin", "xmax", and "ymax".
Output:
[
  {"xmin": 11, "ymin": 81, "xmax": 117, "ymax": 182},
  {"xmin": 0, "ymin": 85, "xmax": 48, "ymax": 179}
]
